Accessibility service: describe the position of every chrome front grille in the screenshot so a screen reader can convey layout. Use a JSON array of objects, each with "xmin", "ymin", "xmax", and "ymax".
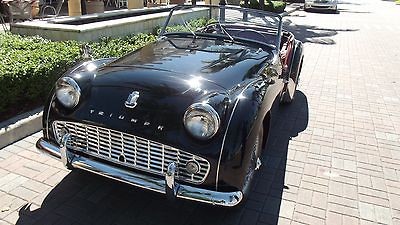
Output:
[{"xmin": 53, "ymin": 121, "xmax": 210, "ymax": 184}]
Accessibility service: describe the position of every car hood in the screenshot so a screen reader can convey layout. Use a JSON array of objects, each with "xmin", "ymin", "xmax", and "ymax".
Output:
[{"xmin": 97, "ymin": 36, "xmax": 272, "ymax": 90}]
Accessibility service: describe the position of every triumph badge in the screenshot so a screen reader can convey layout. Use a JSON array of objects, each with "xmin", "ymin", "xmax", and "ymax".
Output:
[{"xmin": 125, "ymin": 91, "xmax": 140, "ymax": 108}]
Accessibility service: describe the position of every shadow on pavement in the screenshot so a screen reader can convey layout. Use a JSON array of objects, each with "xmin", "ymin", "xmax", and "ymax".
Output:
[
  {"xmin": 303, "ymin": 9, "xmax": 339, "ymax": 14},
  {"xmin": 16, "ymin": 91, "xmax": 309, "ymax": 225},
  {"xmin": 338, "ymin": 1, "xmax": 362, "ymax": 5},
  {"xmin": 252, "ymin": 90, "xmax": 309, "ymax": 224},
  {"xmin": 283, "ymin": 19, "xmax": 359, "ymax": 45},
  {"xmin": 338, "ymin": 9, "xmax": 371, "ymax": 13}
]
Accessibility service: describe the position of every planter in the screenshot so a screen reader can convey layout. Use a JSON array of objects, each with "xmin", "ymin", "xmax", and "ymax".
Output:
[
  {"xmin": 169, "ymin": 0, "xmax": 184, "ymax": 4},
  {"xmin": 227, "ymin": 0, "xmax": 240, "ymax": 5},
  {"xmin": 205, "ymin": 0, "xmax": 218, "ymax": 4},
  {"xmin": 146, "ymin": 1, "xmax": 158, "ymax": 7},
  {"xmin": 127, "ymin": 0, "xmax": 143, "ymax": 9},
  {"xmin": 86, "ymin": 0, "xmax": 104, "ymax": 14}
]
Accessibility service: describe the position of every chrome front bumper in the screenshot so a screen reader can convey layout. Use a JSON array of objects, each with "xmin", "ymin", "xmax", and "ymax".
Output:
[{"xmin": 36, "ymin": 137, "xmax": 243, "ymax": 207}]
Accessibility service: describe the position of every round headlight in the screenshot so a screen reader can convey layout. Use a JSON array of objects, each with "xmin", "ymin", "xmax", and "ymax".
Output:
[
  {"xmin": 183, "ymin": 103, "xmax": 220, "ymax": 140},
  {"xmin": 55, "ymin": 77, "xmax": 81, "ymax": 108}
]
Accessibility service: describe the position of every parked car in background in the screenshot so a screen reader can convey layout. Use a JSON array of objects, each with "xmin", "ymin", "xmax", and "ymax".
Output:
[
  {"xmin": 36, "ymin": 5, "xmax": 304, "ymax": 207},
  {"xmin": 304, "ymin": 0, "xmax": 338, "ymax": 13}
]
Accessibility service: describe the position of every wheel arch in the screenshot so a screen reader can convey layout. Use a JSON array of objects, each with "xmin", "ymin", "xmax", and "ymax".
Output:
[
  {"xmin": 262, "ymin": 111, "xmax": 271, "ymax": 149},
  {"xmin": 215, "ymin": 77, "xmax": 279, "ymax": 191}
]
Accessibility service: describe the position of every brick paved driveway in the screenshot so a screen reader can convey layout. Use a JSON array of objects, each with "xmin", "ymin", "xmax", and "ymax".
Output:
[{"xmin": 1, "ymin": 0, "xmax": 400, "ymax": 224}]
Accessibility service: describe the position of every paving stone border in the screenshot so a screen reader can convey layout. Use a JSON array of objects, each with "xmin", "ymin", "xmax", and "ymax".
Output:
[{"xmin": 0, "ymin": 108, "xmax": 43, "ymax": 149}]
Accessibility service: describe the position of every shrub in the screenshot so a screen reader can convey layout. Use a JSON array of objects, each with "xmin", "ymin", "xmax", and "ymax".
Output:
[
  {"xmin": 0, "ymin": 18, "xmax": 208, "ymax": 119},
  {"xmin": 268, "ymin": 1, "xmax": 286, "ymax": 13},
  {"xmin": 154, "ymin": 17, "xmax": 209, "ymax": 35},
  {"xmin": 241, "ymin": 0, "xmax": 286, "ymax": 13},
  {"xmin": 0, "ymin": 34, "xmax": 81, "ymax": 116},
  {"xmin": 245, "ymin": 0, "xmax": 261, "ymax": 10},
  {"xmin": 0, "ymin": 33, "xmax": 156, "ymax": 118},
  {"xmin": 89, "ymin": 33, "xmax": 156, "ymax": 59}
]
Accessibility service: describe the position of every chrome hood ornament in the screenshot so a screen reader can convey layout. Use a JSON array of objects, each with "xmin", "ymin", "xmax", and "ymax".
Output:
[{"xmin": 125, "ymin": 91, "xmax": 140, "ymax": 108}]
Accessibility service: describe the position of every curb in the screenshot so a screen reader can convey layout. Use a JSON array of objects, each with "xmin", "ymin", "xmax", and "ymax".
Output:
[
  {"xmin": 286, "ymin": 2, "xmax": 303, "ymax": 13},
  {"xmin": 283, "ymin": 3, "xmax": 303, "ymax": 16},
  {"xmin": 0, "ymin": 107, "xmax": 43, "ymax": 149}
]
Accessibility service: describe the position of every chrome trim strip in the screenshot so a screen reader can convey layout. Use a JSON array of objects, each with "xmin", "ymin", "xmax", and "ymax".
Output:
[
  {"xmin": 215, "ymin": 97, "xmax": 240, "ymax": 191},
  {"xmin": 45, "ymin": 94, "xmax": 55, "ymax": 139},
  {"xmin": 36, "ymin": 138, "xmax": 243, "ymax": 207},
  {"xmin": 215, "ymin": 79, "xmax": 262, "ymax": 190},
  {"xmin": 276, "ymin": 15, "xmax": 283, "ymax": 51}
]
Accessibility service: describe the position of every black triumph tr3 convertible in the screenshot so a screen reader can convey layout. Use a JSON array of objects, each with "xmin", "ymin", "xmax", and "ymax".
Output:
[{"xmin": 37, "ymin": 5, "xmax": 304, "ymax": 207}]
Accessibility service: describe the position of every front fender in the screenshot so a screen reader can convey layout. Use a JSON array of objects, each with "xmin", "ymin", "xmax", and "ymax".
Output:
[
  {"xmin": 216, "ymin": 76, "xmax": 282, "ymax": 191},
  {"xmin": 42, "ymin": 58, "xmax": 117, "ymax": 140}
]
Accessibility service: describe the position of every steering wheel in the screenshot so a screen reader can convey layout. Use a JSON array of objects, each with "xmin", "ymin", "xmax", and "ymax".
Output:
[
  {"xmin": 235, "ymin": 29, "xmax": 268, "ymax": 43},
  {"xmin": 198, "ymin": 21, "xmax": 223, "ymax": 34}
]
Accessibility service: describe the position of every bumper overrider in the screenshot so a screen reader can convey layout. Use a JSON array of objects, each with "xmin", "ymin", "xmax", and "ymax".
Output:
[{"xmin": 36, "ymin": 136, "xmax": 243, "ymax": 207}]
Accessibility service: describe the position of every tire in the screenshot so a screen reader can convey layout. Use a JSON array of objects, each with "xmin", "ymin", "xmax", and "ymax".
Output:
[
  {"xmin": 66, "ymin": 163, "xmax": 74, "ymax": 170},
  {"xmin": 241, "ymin": 126, "xmax": 263, "ymax": 200}
]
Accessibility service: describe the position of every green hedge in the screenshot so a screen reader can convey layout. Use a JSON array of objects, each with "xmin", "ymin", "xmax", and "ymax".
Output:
[
  {"xmin": 0, "ymin": 33, "xmax": 155, "ymax": 117},
  {"xmin": 0, "ymin": 34, "xmax": 81, "ymax": 116},
  {"xmin": 0, "ymin": 18, "xmax": 208, "ymax": 119},
  {"xmin": 241, "ymin": 0, "xmax": 286, "ymax": 13},
  {"xmin": 89, "ymin": 33, "xmax": 156, "ymax": 59}
]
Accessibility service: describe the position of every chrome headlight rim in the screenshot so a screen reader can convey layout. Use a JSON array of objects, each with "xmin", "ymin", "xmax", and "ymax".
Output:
[
  {"xmin": 183, "ymin": 103, "xmax": 220, "ymax": 140},
  {"xmin": 55, "ymin": 77, "xmax": 81, "ymax": 109}
]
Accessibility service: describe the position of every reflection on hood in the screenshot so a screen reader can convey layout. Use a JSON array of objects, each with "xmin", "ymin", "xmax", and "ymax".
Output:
[{"xmin": 105, "ymin": 36, "xmax": 272, "ymax": 90}]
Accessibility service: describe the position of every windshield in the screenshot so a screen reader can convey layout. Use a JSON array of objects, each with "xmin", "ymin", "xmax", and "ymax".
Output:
[{"xmin": 159, "ymin": 5, "xmax": 283, "ymax": 49}]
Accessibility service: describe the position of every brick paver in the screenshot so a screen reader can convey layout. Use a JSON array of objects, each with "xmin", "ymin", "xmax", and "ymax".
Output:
[{"xmin": 1, "ymin": 0, "xmax": 400, "ymax": 224}]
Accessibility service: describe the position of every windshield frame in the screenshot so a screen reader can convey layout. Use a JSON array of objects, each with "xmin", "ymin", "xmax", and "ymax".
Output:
[{"xmin": 159, "ymin": 5, "xmax": 284, "ymax": 50}]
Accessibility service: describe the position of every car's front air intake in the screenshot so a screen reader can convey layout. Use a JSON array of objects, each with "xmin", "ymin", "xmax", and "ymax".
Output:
[{"xmin": 53, "ymin": 121, "xmax": 210, "ymax": 184}]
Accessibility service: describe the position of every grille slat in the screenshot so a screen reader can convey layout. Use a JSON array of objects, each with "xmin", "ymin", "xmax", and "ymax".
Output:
[{"xmin": 53, "ymin": 121, "xmax": 210, "ymax": 184}]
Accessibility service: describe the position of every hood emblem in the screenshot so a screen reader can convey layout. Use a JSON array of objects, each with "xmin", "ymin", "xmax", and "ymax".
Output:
[{"xmin": 125, "ymin": 91, "xmax": 140, "ymax": 108}]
